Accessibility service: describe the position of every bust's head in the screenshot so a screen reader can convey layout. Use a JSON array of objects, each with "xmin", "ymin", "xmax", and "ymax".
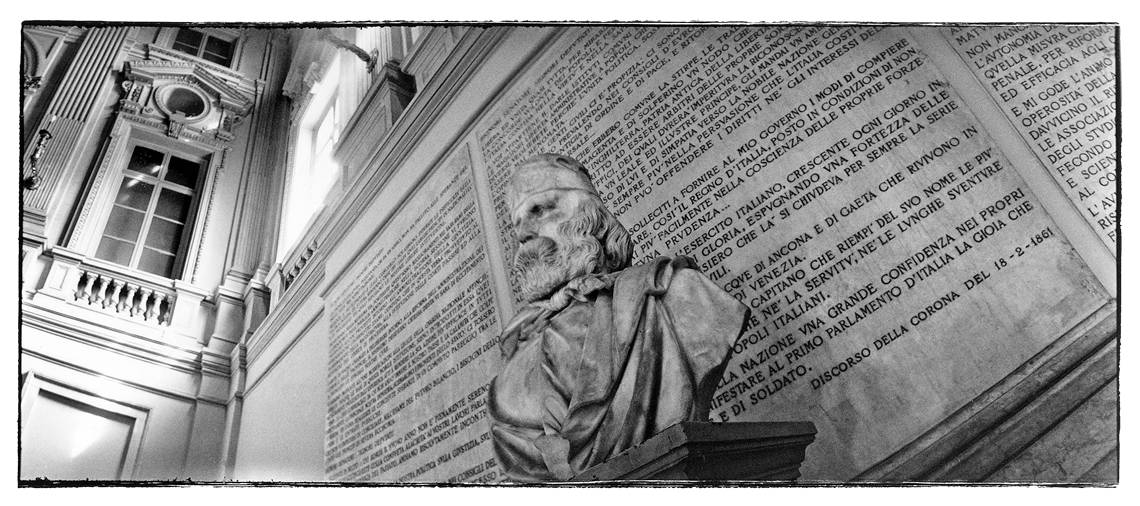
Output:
[{"xmin": 507, "ymin": 154, "xmax": 633, "ymax": 302}]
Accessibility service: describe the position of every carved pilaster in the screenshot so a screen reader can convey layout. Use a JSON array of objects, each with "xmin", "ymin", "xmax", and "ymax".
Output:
[
  {"xmin": 171, "ymin": 280, "xmax": 211, "ymax": 342},
  {"xmin": 207, "ymin": 285, "xmax": 244, "ymax": 355},
  {"xmin": 190, "ymin": 147, "xmax": 229, "ymax": 285},
  {"xmin": 226, "ymin": 31, "xmax": 290, "ymax": 282},
  {"xmin": 219, "ymin": 343, "xmax": 247, "ymax": 480},
  {"xmin": 64, "ymin": 120, "xmax": 127, "ymax": 251}
]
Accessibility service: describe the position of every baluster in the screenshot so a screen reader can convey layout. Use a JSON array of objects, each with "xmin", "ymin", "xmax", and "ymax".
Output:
[
  {"xmin": 89, "ymin": 275, "xmax": 108, "ymax": 305},
  {"xmin": 119, "ymin": 283, "xmax": 139, "ymax": 313},
  {"xmin": 160, "ymin": 293, "xmax": 175, "ymax": 325},
  {"xmin": 78, "ymin": 271, "xmax": 97, "ymax": 303},
  {"xmin": 74, "ymin": 271, "xmax": 88, "ymax": 300},
  {"xmin": 134, "ymin": 287, "xmax": 153, "ymax": 318},
  {"xmin": 105, "ymin": 280, "xmax": 124, "ymax": 309},
  {"xmin": 148, "ymin": 292, "xmax": 166, "ymax": 323}
]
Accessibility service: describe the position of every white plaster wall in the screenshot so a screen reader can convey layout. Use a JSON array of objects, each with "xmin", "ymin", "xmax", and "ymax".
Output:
[{"xmin": 232, "ymin": 316, "xmax": 329, "ymax": 481}]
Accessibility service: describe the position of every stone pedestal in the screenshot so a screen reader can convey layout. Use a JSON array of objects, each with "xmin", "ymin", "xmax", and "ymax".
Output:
[{"xmin": 571, "ymin": 422, "xmax": 816, "ymax": 482}]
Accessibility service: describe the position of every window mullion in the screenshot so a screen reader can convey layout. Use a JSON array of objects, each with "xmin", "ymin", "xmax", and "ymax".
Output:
[
  {"xmin": 128, "ymin": 152, "xmax": 171, "ymax": 269},
  {"xmin": 130, "ymin": 184, "xmax": 163, "ymax": 269}
]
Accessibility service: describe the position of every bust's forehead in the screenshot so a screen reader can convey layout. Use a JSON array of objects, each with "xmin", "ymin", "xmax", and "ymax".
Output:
[{"xmin": 507, "ymin": 155, "xmax": 596, "ymax": 211}]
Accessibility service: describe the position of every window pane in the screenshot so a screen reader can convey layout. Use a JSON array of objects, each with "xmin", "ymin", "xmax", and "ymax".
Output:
[
  {"xmin": 165, "ymin": 156, "xmax": 201, "ymax": 188},
  {"xmin": 114, "ymin": 178, "xmax": 154, "ymax": 211},
  {"xmin": 144, "ymin": 217, "xmax": 184, "ymax": 254},
  {"xmin": 202, "ymin": 36, "xmax": 234, "ymax": 66},
  {"xmin": 315, "ymin": 108, "xmax": 335, "ymax": 146},
  {"xmin": 154, "ymin": 189, "xmax": 192, "ymax": 223},
  {"xmin": 173, "ymin": 29, "xmax": 203, "ymax": 55},
  {"xmin": 126, "ymin": 146, "xmax": 164, "ymax": 176},
  {"xmin": 104, "ymin": 206, "xmax": 145, "ymax": 242},
  {"xmin": 138, "ymin": 249, "xmax": 176, "ymax": 278},
  {"xmin": 95, "ymin": 236, "xmax": 135, "ymax": 266}
]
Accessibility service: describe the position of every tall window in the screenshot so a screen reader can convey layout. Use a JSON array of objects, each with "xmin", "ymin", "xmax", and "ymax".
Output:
[
  {"xmin": 171, "ymin": 28, "xmax": 235, "ymax": 67},
  {"xmin": 279, "ymin": 54, "xmax": 343, "ymax": 260},
  {"xmin": 95, "ymin": 144, "xmax": 205, "ymax": 279}
]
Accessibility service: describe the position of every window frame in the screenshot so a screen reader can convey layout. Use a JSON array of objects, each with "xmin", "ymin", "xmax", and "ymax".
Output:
[
  {"xmin": 69, "ymin": 120, "xmax": 222, "ymax": 284},
  {"xmin": 94, "ymin": 141, "xmax": 207, "ymax": 279},
  {"xmin": 165, "ymin": 27, "xmax": 241, "ymax": 69},
  {"xmin": 278, "ymin": 53, "xmax": 345, "ymax": 263}
]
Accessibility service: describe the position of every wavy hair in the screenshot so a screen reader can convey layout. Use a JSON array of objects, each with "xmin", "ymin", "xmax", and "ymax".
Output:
[
  {"xmin": 512, "ymin": 194, "xmax": 634, "ymax": 302},
  {"xmin": 558, "ymin": 194, "xmax": 633, "ymax": 275}
]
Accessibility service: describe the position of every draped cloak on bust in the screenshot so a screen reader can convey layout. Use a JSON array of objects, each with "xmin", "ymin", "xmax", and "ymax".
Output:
[{"xmin": 487, "ymin": 256, "xmax": 750, "ymax": 482}]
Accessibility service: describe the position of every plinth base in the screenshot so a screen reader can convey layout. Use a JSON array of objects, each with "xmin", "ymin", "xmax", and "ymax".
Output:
[{"xmin": 572, "ymin": 421, "xmax": 816, "ymax": 482}]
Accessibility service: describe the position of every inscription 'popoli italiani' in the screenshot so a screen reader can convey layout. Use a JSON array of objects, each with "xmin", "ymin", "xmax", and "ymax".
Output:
[{"xmin": 476, "ymin": 26, "xmax": 1105, "ymax": 479}]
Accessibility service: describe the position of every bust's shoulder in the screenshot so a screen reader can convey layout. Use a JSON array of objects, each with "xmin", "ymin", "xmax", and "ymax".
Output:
[
  {"xmin": 612, "ymin": 256, "xmax": 708, "ymax": 294},
  {"xmin": 612, "ymin": 255, "xmax": 749, "ymax": 346}
]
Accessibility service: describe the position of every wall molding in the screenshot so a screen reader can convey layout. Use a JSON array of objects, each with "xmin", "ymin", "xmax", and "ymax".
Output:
[
  {"xmin": 855, "ymin": 302, "xmax": 1118, "ymax": 481},
  {"xmin": 23, "ymin": 301, "xmax": 208, "ymax": 378},
  {"xmin": 247, "ymin": 261, "xmax": 325, "ymax": 364},
  {"xmin": 244, "ymin": 307, "xmax": 324, "ymax": 399},
  {"xmin": 20, "ymin": 346, "xmax": 222, "ymax": 407}
]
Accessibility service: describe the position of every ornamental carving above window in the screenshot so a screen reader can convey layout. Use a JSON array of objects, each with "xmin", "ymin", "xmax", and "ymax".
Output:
[{"xmin": 118, "ymin": 57, "xmax": 253, "ymax": 145}]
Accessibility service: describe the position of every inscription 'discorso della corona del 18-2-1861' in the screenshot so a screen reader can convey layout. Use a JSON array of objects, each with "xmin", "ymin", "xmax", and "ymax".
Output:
[
  {"xmin": 475, "ymin": 26, "xmax": 1106, "ymax": 479},
  {"xmin": 324, "ymin": 25, "xmax": 1108, "ymax": 482}
]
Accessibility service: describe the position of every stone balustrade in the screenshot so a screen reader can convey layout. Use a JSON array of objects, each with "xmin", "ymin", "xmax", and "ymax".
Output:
[{"xmin": 73, "ymin": 266, "xmax": 174, "ymax": 325}]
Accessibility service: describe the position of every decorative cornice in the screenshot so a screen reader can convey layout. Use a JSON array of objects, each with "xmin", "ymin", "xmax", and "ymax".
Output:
[
  {"xmin": 119, "ymin": 112, "xmax": 231, "ymax": 149},
  {"xmin": 127, "ymin": 58, "xmax": 253, "ymax": 115},
  {"xmin": 143, "ymin": 44, "xmax": 257, "ymax": 92},
  {"xmin": 22, "ymin": 347, "xmax": 225, "ymax": 407},
  {"xmin": 22, "ymin": 300, "xmax": 203, "ymax": 374},
  {"xmin": 281, "ymin": 238, "xmax": 318, "ymax": 292},
  {"xmin": 198, "ymin": 349, "xmax": 232, "ymax": 378}
]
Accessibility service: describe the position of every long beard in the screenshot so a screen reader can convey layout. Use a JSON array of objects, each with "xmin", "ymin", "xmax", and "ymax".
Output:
[{"xmin": 512, "ymin": 233, "xmax": 601, "ymax": 303}]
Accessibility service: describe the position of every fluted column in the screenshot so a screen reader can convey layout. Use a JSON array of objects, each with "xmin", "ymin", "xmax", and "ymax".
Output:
[{"xmin": 22, "ymin": 27, "xmax": 131, "ymax": 224}]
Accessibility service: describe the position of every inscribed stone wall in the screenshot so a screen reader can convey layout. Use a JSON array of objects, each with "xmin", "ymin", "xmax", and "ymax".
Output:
[
  {"xmin": 325, "ymin": 148, "xmax": 502, "ymax": 483},
  {"xmin": 944, "ymin": 25, "xmax": 1118, "ymax": 249},
  {"xmin": 473, "ymin": 26, "xmax": 1109, "ymax": 479}
]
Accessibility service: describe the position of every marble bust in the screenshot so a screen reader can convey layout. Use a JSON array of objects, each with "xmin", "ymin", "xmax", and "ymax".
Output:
[{"xmin": 486, "ymin": 153, "xmax": 750, "ymax": 482}]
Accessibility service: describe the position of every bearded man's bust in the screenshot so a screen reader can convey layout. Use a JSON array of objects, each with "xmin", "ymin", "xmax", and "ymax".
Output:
[{"xmin": 487, "ymin": 154, "xmax": 750, "ymax": 482}]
